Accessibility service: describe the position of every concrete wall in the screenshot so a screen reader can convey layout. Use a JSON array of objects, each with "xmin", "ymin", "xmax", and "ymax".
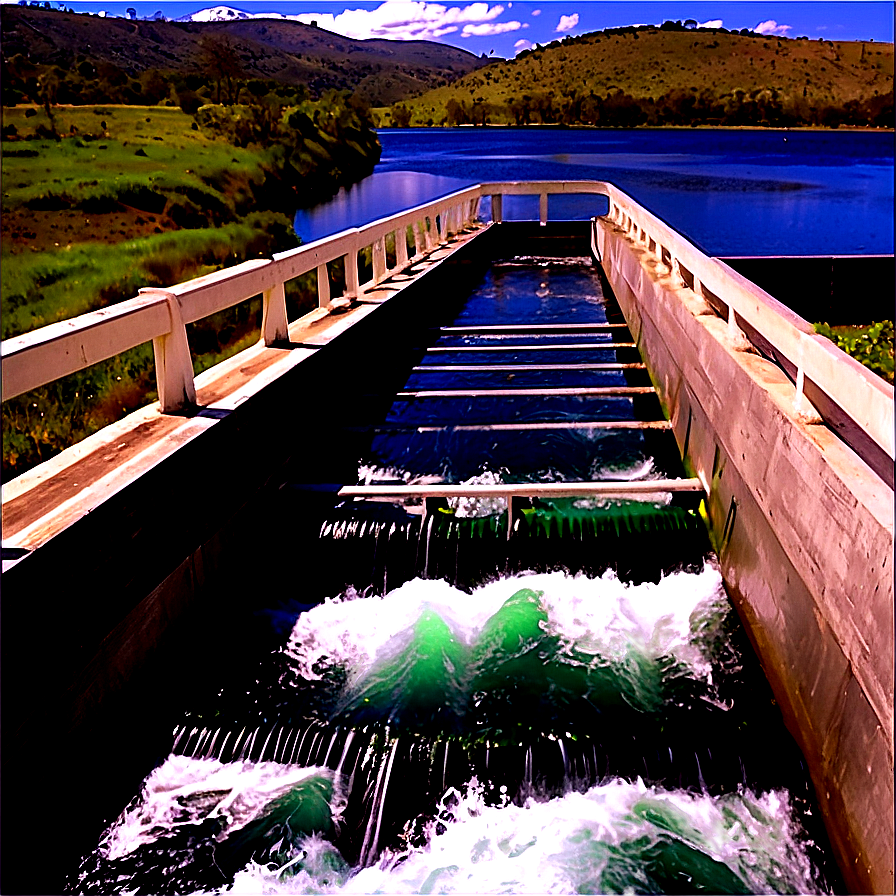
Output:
[{"xmin": 595, "ymin": 219, "xmax": 894, "ymax": 895}]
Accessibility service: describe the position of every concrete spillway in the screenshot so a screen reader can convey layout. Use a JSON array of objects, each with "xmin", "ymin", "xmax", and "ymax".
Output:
[{"xmin": 1, "ymin": 183, "xmax": 892, "ymax": 894}]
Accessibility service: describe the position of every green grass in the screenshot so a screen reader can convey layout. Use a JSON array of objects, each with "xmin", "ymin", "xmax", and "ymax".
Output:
[
  {"xmin": 3, "ymin": 221, "xmax": 288, "ymax": 340},
  {"xmin": 1, "ymin": 101, "xmax": 380, "ymax": 479}
]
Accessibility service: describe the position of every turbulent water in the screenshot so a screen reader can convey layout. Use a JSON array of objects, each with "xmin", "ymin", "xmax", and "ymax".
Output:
[
  {"xmin": 72, "ymin": 254, "xmax": 838, "ymax": 893},
  {"xmin": 74, "ymin": 568, "xmax": 833, "ymax": 895}
]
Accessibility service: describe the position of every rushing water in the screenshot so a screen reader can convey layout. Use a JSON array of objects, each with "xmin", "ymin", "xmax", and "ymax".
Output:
[
  {"xmin": 294, "ymin": 128, "xmax": 894, "ymax": 256},
  {"xmin": 71, "ymin": 253, "xmax": 841, "ymax": 894}
]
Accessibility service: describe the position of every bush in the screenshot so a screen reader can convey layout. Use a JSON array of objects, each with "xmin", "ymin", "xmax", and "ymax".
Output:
[{"xmin": 815, "ymin": 320, "xmax": 894, "ymax": 383}]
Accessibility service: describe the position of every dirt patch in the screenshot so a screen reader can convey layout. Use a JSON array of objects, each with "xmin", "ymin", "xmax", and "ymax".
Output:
[{"xmin": 1, "ymin": 205, "xmax": 179, "ymax": 254}]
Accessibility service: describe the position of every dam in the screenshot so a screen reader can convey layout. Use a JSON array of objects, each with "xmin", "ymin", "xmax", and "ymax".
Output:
[{"xmin": 1, "ymin": 182, "xmax": 892, "ymax": 894}]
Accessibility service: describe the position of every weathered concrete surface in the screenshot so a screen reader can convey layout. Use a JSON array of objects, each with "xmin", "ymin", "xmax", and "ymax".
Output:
[{"xmin": 596, "ymin": 219, "xmax": 894, "ymax": 895}]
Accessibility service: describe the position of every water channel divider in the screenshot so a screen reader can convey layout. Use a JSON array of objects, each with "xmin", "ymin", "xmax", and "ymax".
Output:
[
  {"xmin": 297, "ymin": 478, "xmax": 704, "ymax": 539},
  {"xmin": 414, "ymin": 362, "xmax": 647, "ymax": 372},
  {"xmin": 392, "ymin": 386, "xmax": 656, "ymax": 399}
]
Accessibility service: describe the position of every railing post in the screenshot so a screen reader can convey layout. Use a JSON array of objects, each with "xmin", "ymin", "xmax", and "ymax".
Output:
[
  {"xmin": 424, "ymin": 216, "xmax": 436, "ymax": 251},
  {"xmin": 413, "ymin": 220, "xmax": 425, "ymax": 257},
  {"xmin": 372, "ymin": 237, "xmax": 387, "ymax": 284},
  {"xmin": 317, "ymin": 263, "xmax": 331, "ymax": 309},
  {"xmin": 727, "ymin": 302, "xmax": 739, "ymax": 340},
  {"xmin": 491, "ymin": 194, "xmax": 503, "ymax": 224},
  {"xmin": 539, "ymin": 192, "xmax": 548, "ymax": 227},
  {"xmin": 345, "ymin": 247, "xmax": 359, "ymax": 299},
  {"xmin": 791, "ymin": 332, "xmax": 823, "ymax": 422},
  {"xmin": 140, "ymin": 288, "xmax": 196, "ymax": 413},
  {"xmin": 261, "ymin": 281, "xmax": 289, "ymax": 345},
  {"xmin": 396, "ymin": 227, "xmax": 409, "ymax": 269}
]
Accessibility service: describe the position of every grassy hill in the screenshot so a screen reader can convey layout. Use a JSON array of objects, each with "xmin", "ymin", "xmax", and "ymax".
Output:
[
  {"xmin": 0, "ymin": 6, "xmax": 485, "ymax": 106},
  {"xmin": 387, "ymin": 26, "xmax": 894, "ymax": 126}
]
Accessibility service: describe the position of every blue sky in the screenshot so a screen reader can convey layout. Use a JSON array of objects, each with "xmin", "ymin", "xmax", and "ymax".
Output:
[{"xmin": 14, "ymin": 1, "xmax": 895, "ymax": 57}]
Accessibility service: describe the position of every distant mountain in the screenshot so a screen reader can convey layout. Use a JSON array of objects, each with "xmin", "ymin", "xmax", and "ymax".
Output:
[
  {"xmin": 179, "ymin": 6, "xmax": 258, "ymax": 22},
  {"xmin": 0, "ymin": 5, "xmax": 486, "ymax": 105}
]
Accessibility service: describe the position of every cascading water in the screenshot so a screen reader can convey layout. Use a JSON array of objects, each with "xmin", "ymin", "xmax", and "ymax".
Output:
[{"xmin": 71, "ymin": 256, "xmax": 839, "ymax": 894}]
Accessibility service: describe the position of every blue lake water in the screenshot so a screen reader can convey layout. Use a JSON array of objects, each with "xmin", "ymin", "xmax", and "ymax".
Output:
[{"xmin": 294, "ymin": 128, "xmax": 894, "ymax": 256}]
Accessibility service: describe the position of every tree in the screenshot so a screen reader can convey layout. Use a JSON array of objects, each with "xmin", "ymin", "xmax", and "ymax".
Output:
[
  {"xmin": 199, "ymin": 34, "xmax": 244, "ymax": 104},
  {"xmin": 37, "ymin": 71, "xmax": 59, "ymax": 138},
  {"xmin": 446, "ymin": 98, "xmax": 469, "ymax": 126},
  {"xmin": 391, "ymin": 104, "xmax": 412, "ymax": 127}
]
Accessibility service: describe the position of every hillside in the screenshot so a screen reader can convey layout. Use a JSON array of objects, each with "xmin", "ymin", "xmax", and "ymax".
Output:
[
  {"xmin": 0, "ymin": 6, "xmax": 485, "ymax": 106},
  {"xmin": 391, "ymin": 26, "xmax": 894, "ymax": 126}
]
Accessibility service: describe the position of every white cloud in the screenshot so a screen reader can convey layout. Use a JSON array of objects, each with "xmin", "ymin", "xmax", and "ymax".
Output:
[
  {"xmin": 699, "ymin": 19, "xmax": 723, "ymax": 29},
  {"xmin": 292, "ymin": 1, "xmax": 508, "ymax": 41},
  {"xmin": 531, "ymin": 8, "xmax": 541, "ymax": 15},
  {"xmin": 462, "ymin": 19, "xmax": 522, "ymax": 36},
  {"xmin": 755, "ymin": 19, "xmax": 792, "ymax": 36},
  {"xmin": 555, "ymin": 12, "xmax": 579, "ymax": 32}
]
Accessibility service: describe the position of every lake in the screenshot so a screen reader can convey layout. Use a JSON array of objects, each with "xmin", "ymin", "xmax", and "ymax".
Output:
[{"xmin": 294, "ymin": 128, "xmax": 895, "ymax": 257}]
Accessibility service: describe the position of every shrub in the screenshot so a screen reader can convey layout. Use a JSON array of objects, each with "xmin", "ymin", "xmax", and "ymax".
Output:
[{"xmin": 815, "ymin": 320, "xmax": 894, "ymax": 383}]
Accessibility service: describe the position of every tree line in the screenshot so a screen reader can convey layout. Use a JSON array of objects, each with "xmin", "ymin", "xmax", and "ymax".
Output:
[
  {"xmin": 2, "ymin": 35, "xmax": 318, "ymax": 116},
  {"xmin": 392, "ymin": 86, "xmax": 894, "ymax": 129}
]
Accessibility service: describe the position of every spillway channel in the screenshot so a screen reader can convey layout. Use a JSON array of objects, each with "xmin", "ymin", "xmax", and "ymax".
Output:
[{"xmin": 70, "ymin": 249, "xmax": 842, "ymax": 894}]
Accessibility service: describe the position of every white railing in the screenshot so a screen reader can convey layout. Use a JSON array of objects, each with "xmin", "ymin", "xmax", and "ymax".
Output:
[
  {"xmin": 2, "ymin": 180, "xmax": 892, "ymax": 466},
  {"xmin": 592, "ymin": 183, "xmax": 894, "ymax": 465},
  {"xmin": 0, "ymin": 185, "xmax": 483, "ymax": 412}
]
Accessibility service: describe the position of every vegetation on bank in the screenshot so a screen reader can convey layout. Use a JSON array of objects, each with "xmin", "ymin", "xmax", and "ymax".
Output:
[
  {"xmin": 815, "ymin": 321, "xmax": 894, "ymax": 384},
  {"xmin": 382, "ymin": 25, "xmax": 894, "ymax": 128},
  {"xmin": 1, "ymin": 97, "xmax": 380, "ymax": 479}
]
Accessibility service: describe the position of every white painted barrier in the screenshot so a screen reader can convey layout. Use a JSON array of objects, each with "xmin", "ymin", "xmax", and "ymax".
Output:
[{"xmin": 2, "ymin": 180, "xmax": 891, "ymax": 467}]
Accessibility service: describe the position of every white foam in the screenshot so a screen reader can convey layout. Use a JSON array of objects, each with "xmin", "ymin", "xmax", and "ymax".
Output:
[
  {"xmin": 338, "ymin": 780, "xmax": 821, "ymax": 895},
  {"xmin": 285, "ymin": 564, "xmax": 727, "ymax": 683},
  {"xmin": 100, "ymin": 756, "xmax": 331, "ymax": 861},
  {"xmin": 217, "ymin": 779, "xmax": 822, "ymax": 895}
]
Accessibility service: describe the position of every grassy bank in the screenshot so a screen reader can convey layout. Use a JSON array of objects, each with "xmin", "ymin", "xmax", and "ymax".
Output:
[{"xmin": 1, "ymin": 100, "xmax": 379, "ymax": 479}]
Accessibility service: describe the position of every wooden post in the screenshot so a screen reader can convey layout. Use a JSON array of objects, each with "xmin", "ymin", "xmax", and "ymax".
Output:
[
  {"xmin": 345, "ymin": 249, "xmax": 359, "ymax": 299},
  {"xmin": 140, "ymin": 288, "xmax": 196, "ymax": 413},
  {"xmin": 491, "ymin": 194, "xmax": 503, "ymax": 223},
  {"xmin": 261, "ymin": 281, "xmax": 289, "ymax": 345},
  {"xmin": 539, "ymin": 192, "xmax": 548, "ymax": 226},
  {"xmin": 317, "ymin": 263, "xmax": 331, "ymax": 309},
  {"xmin": 396, "ymin": 228, "xmax": 409, "ymax": 269},
  {"xmin": 372, "ymin": 237, "xmax": 387, "ymax": 284},
  {"xmin": 414, "ymin": 220, "xmax": 425, "ymax": 257}
]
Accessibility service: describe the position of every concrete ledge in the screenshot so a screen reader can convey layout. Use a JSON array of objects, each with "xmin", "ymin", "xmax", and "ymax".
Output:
[{"xmin": 596, "ymin": 219, "xmax": 894, "ymax": 895}]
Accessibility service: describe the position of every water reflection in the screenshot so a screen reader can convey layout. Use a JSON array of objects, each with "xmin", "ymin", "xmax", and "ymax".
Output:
[{"xmin": 294, "ymin": 170, "xmax": 470, "ymax": 244}]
